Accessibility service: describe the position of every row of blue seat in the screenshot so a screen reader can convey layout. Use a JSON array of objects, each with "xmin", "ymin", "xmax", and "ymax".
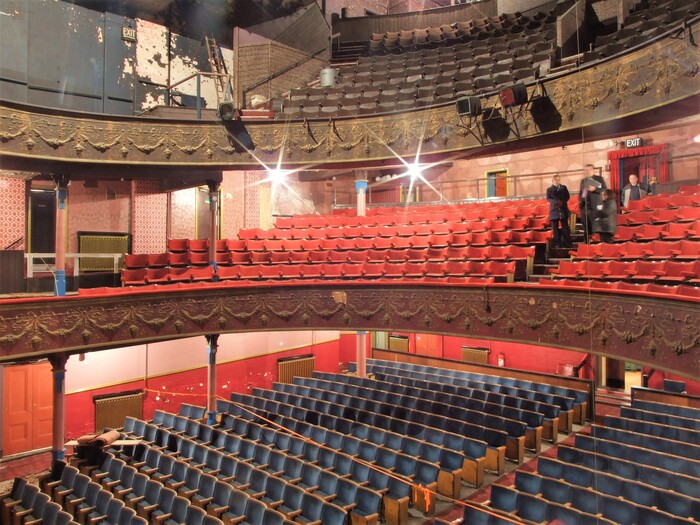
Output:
[
  {"xmin": 311, "ymin": 371, "xmax": 545, "ymax": 450},
  {"xmin": 364, "ymin": 369, "xmax": 561, "ymax": 440},
  {"xmin": 632, "ymin": 398, "xmax": 700, "ymax": 421},
  {"xmin": 604, "ymin": 414, "xmax": 700, "ymax": 445},
  {"xmin": 590, "ymin": 424, "xmax": 700, "ymax": 461},
  {"xmin": 620, "ymin": 405, "xmax": 700, "ymax": 431},
  {"xmin": 365, "ymin": 357, "xmax": 589, "ymax": 420}
]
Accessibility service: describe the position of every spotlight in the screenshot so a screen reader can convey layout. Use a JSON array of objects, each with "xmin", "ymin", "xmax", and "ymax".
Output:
[
  {"xmin": 406, "ymin": 164, "xmax": 423, "ymax": 180},
  {"xmin": 498, "ymin": 83, "xmax": 528, "ymax": 108},
  {"xmin": 268, "ymin": 169, "xmax": 288, "ymax": 185},
  {"xmin": 456, "ymin": 96, "xmax": 482, "ymax": 117},
  {"xmin": 217, "ymin": 101, "xmax": 239, "ymax": 121}
]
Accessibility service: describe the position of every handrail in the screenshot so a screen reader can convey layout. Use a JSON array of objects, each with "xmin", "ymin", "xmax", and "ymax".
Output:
[
  {"xmin": 3, "ymin": 237, "xmax": 23, "ymax": 250},
  {"xmin": 25, "ymin": 252, "xmax": 123, "ymax": 278}
]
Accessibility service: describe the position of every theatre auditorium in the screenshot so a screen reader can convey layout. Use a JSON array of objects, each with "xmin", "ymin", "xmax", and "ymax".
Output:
[{"xmin": 0, "ymin": 0, "xmax": 698, "ymax": 523}]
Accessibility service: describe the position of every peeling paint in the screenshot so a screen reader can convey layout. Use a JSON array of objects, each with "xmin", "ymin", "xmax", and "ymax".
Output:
[{"xmin": 97, "ymin": 25, "xmax": 103, "ymax": 44}]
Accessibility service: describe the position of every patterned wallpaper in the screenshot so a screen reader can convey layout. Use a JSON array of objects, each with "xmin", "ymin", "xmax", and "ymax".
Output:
[
  {"xmin": 67, "ymin": 181, "xmax": 131, "ymax": 253},
  {"xmin": 170, "ymin": 188, "xmax": 196, "ymax": 240},
  {"xmin": 131, "ymin": 180, "xmax": 167, "ymax": 254},
  {"xmin": 221, "ymin": 171, "xmax": 246, "ymax": 239},
  {"xmin": 0, "ymin": 176, "xmax": 26, "ymax": 250},
  {"xmin": 244, "ymin": 171, "xmax": 265, "ymax": 229}
]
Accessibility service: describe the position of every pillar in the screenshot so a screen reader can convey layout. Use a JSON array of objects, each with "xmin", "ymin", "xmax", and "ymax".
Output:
[
  {"xmin": 355, "ymin": 172, "xmax": 368, "ymax": 217},
  {"xmin": 53, "ymin": 175, "xmax": 70, "ymax": 296},
  {"xmin": 356, "ymin": 331, "xmax": 367, "ymax": 378},
  {"xmin": 206, "ymin": 334, "xmax": 220, "ymax": 425},
  {"xmin": 49, "ymin": 353, "xmax": 69, "ymax": 463},
  {"xmin": 207, "ymin": 180, "xmax": 221, "ymax": 274}
]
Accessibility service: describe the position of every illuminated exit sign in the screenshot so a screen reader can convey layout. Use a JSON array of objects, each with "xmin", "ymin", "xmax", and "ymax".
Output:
[{"xmin": 625, "ymin": 137, "xmax": 643, "ymax": 148}]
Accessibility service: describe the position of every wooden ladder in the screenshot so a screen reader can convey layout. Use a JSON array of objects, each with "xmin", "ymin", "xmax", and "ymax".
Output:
[{"xmin": 205, "ymin": 36, "xmax": 232, "ymax": 105}]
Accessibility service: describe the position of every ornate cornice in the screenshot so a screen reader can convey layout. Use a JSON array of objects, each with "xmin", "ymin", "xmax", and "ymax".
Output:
[
  {"xmin": 1, "ymin": 24, "xmax": 698, "ymax": 170},
  {"xmin": 0, "ymin": 285, "xmax": 697, "ymax": 380}
]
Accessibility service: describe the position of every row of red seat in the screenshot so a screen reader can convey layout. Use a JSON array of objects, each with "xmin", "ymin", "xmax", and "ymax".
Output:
[
  {"xmin": 549, "ymin": 259, "xmax": 700, "ymax": 282},
  {"xmin": 571, "ymin": 240, "xmax": 699, "ymax": 261},
  {"xmin": 622, "ymin": 192, "xmax": 700, "ymax": 212},
  {"xmin": 539, "ymin": 278, "xmax": 700, "ymax": 298},
  {"xmin": 122, "ymin": 260, "xmax": 516, "ymax": 286},
  {"xmin": 614, "ymin": 221, "xmax": 699, "ymax": 242},
  {"xmin": 617, "ymin": 206, "xmax": 700, "ymax": 226}
]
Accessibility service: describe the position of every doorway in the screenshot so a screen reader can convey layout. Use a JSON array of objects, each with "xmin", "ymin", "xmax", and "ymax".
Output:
[
  {"xmin": 2, "ymin": 362, "xmax": 53, "ymax": 457},
  {"xmin": 486, "ymin": 169, "xmax": 508, "ymax": 197},
  {"xmin": 29, "ymin": 189, "xmax": 56, "ymax": 261},
  {"xmin": 619, "ymin": 153, "xmax": 659, "ymax": 189}
]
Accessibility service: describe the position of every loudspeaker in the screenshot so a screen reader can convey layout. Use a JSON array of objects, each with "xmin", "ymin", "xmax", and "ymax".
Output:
[
  {"xmin": 217, "ymin": 101, "xmax": 239, "ymax": 121},
  {"xmin": 498, "ymin": 83, "xmax": 528, "ymax": 107},
  {"xmin": 456, "ymin": 96, "xmax": 481, "ymax": 116}
]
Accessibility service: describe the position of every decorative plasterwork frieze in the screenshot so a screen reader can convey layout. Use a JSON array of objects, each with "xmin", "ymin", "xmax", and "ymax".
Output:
[
  {"xmin": 0, "ymin": 26, "xmax": 698, "ymax": 169},
  {"xmin": 0, "ymin": 286, "xmax": 697, "ymax": 380}
]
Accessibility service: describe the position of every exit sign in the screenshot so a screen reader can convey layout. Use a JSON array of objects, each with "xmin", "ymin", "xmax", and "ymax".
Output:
[
  {"xmin": 121, "ymin": 26, "xmax": 136, "ymax": 42},
  {"xmin": 625, "ymin": 137, "xmax": 643, "ymax": 148}
]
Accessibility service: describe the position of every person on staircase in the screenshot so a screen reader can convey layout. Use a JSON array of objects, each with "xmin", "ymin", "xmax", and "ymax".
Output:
[
  {"xmin": 579, "ymin": 164, "xmax": 607, "ymax": 243},
  {"xmin": 547, "ymin": 174, "xmax": 573, "ymax": 248},
  {"xmin": 594, "ymin": 189, "xmax": 618, "ymax": 243}
]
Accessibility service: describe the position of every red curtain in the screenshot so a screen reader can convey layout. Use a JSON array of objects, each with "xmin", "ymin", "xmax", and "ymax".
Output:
[{"xmin": 608, "ymin": 144, "xmax": 669, "ymax": 192}]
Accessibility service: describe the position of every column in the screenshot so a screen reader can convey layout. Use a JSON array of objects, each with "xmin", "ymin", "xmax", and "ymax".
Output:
[
  {"xmin": 53, "ymin": 175, "xmax": 70, "ymax": 297},
  {"xmin": 206, "ymin": 334, "xmax": 220, "ymax": 425},
  {"xmin": 356, "ymin": 331, "xmax": 367, "ymax": 378},
  {"xmin": 49, "ymin": 353, "xmax": 69, "ymax": 463},
  {"xmin": 207, "ymin": 180, "xmax": 221, "ymax": 274},
  {"xmin": 355, "ymin": 179, "xmax": 368, "ymax": 217}
]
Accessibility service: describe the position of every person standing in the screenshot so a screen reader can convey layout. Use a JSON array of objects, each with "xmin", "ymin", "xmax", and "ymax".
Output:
[
  {"xmin": 579, "ymin": 164, "xmax": 607, "ymax": 243},
  {"xmin": 594, "ymin": 189, "xmax": 618, "ymax": 243},
  {"xmin": 621, "ymin": 173, "xmax": 652, "ymax": 207},
  {"xmin": 546, "ymin": 174, "xmax": 572, "ymax": 248}
]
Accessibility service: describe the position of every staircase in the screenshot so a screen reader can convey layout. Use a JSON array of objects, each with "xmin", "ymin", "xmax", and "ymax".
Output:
[{"xmin": 331, "ymin": 40, "xmax": 367, "ymax": 63}]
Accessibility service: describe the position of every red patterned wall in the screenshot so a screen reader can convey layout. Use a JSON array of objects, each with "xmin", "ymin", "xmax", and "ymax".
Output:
[
  {"xmin": 221, "ymin": 171, "xmax": 246, "ymax": 239},
  {"xmin": 170, "ymin": 188, "xmax": 196, "ymax": 240},
  {"xmin": 131, "ymin": 180, "xmax": 167, "ymax": 254},
  {"xmin": 245, "ymin": 171, "xmax": 265, "ymax": 228},
  {"xmin": 0, "ymin": 176, "xmax": 26, "ymax": 250}
]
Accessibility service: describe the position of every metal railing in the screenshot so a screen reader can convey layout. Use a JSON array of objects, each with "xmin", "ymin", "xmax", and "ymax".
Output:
[{"xmin": 25, "ymin": 253, "xmax": 123, "ymax": 278}]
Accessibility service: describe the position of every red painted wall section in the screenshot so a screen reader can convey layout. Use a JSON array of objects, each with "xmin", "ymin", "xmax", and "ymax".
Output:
[
  {"xmin": 64, "ymin": 339, "xmax": 341, "ymax": 438},
  {"xmin": 644, "ymin": 369, "xmax": 700, "ymax": 396},
  {"xmin": 0, "ymin": 177, "xmax": 26, "ymax": 251}
]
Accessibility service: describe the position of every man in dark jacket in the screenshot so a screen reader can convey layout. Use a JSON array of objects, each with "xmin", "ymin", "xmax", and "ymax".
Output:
[
  {"xmin": 579, "ymin": 164, "xmax": 607, "ymax": 243},
  {"xmin": 546, "ymin": 174, "xmax": 572, "ymax": 248}
]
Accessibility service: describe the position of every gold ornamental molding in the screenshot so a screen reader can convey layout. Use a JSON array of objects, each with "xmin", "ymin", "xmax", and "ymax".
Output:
[
  {"xmin": 0, "ymin": 23, "xmax": 698, "ymax": 170},
  {"xmin": 0, "ymin": 285, "xmax": 697, "ymax": 380}
]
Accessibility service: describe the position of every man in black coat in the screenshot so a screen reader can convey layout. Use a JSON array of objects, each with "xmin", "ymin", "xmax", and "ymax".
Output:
[
  {"xmin": 578, "ymin": 164, "xmax": 607, "ymax": 243},
  {"xmin": 546, "ymin": 174, "xmax": 572, "ymax": 248}
]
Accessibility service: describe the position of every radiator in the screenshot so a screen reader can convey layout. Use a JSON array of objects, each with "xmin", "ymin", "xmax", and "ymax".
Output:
[
  {"xmin": 78, "ymin": 232, "xmax": 130, "ymax": 271},
  {"xmin": 94, "ymin": 390, "xmax": 143, "ymax": 431},
  {"xmin": 462, "ymin": 346, "xmax": 490, "ymax": 364},
  {"xmin": 278, "ymin": 355, "xmax": 315, "ymax": 384}
]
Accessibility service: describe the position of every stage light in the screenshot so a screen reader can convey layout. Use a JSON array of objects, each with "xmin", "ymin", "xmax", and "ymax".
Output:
[
  {"xmin": 456, "ymin": 96, "xmax": 482, "ymax": 117},
  {"xmin": 406, "ymin": 164, "xmax": 423, "ymax": 180},
  {"xmin": 498, "ymin": 83, "xmax": 528, "ymax": 108},
  {"xmin": 217, "ymin": 101, "xmax": 239, "ymax": 121},
  {"xmin": 267, "ymin": 169, "xmax": 288, "ymax": 185}
]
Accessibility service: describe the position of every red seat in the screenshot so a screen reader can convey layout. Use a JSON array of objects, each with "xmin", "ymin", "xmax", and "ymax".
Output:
[
  {"xmin": 406, "ymin": 248, "xmax": 427, "ymax": 262},
  {"xmin": 677, "ymin": 240, "xmax": 700, "ymax": 260},
  {"xmin": 631, "ymin": 261, "xmax": 666, "ymax": 280},
  {"xmin": 469, "ymin": 221, "xmax": 488, "ymax": 233},
  {"xmin": 449, "ymin": 233, "xmax": 471, "ymax": 247},
  {"xmin": 300, "ymin": 264, "xmax": 323, "ymax": 279},
  {"xmin": 300, "ymin": 239, "xmax": 321, "ymax": 251},
  {"xmin": 256, "ymin": 229, "xmax": 275, "ymax": 240},
  {"xmin": 425, "ymin": 262, "xmax": 446, "ymax": 277},
  {"xmin": 410, "ymin": 236, "xmax": 430, "ymax": 249},
  {"xmin": 431, "ymin": 223, "xmax": 452, "ymax": 236},
  {"xmin": 650, "ymin": 209, "xmax": 680, "ymax": 224},
  {"xmin": 506, "ymin": 217, "xmax": 529, "ymax": 230},
  {"xmin": 516, "ymin": 206, "xmax": 536, "ymax": 218},
  {"xmin": 404, "ymin": 262, "xmax": 427, "ymax": 278},
  {"xmin": 320, "ymin": 238, "xmax": 340, "ymax": 251},
  {"xmin": 215, "ymin": 251, "xmax": 232, "ymax": 266},
  {"xmin": 661, "ymin": 222, "xmax": 694, "ymax": 240},
  {"xmin": 383, "ymin": 262, "xmax": 406, "ymax": 278},
  {"xmin": 679, "ymin": 184, "xmax": 700, "ymax": 193},
  {"xmin": 238, "ymin": 229, "xmax": 261, "ymax": 240},
  {"xmin": 124, "ymin": 253, "xmax": 149, "ymax": 269},
  {"xmin": 275, "ymin": 217, "xmax": 294, "ymax": 229},
  {"xmin": 667, "ymin": 194, "xmax": 698, "ymax": 208},
  {"xmin": 550, "ymin": 261, "xmax": 585, "ymax": 278},
  {"xmin": 571, "ymin": 244, "xmax": 602, "ymax": 260},
  {"xmin": 480, "ymin": 208, "xmax": 500, "ymax": 220},
  {"xmin": 377, "ymin": 226, "xmax": 399, "ymax": 237},
  {"xmin": 168, "ymin": 252, "xmax": 188, "ymax": 267},
  {"xmin": 147, "ymin": 252, "xmax": 169, "ymax": 268},
  {"xmin": 306, "ymin": 250, "xmax": 327, "ymax": 263},
  {"xmin": 622, "ymin": 199, "xmax": 648, "ymax": 211},
  {"xmin": 336, "ymin": 238, "xmax": 356, "ymax": 251},
  {"xmin": 446, "ymin": 247, "xmax": 467, "ymax": 261},
  {"xmin": 635, "ymin": 224, "xmax": 665, "ymax": 241},
  {"xmin": 190, "ymin": 266, "xmax": 214, "ymax": 282},
  {"xmin": 618, "ymin": 281, "xmax": 648, "ymax": 292},
  {"xmin": 647, "ymin": 196, "xmax": 671, "ymax": 209},
  {"xmin": 321, "ymin": 263, "xmax": 344, "ymax": 279},
  {"xmin": 526, "ymin": 217, "xmax": 549, "ymax": 230},
  {"xmin": 289, "ymin": 228, "xmax": 308, "ymax": 240},
  {"xmin": 396, "ymin": 225, "xmax": 415, "ymax": 237},
  {"xmin": 329, "ymin": 251, "xmax": 348, "ymax": 264},
  {"xmin": 343, "ymin": 263, "xmax": 364, "ymax": 279},
  {"xmin": 261, "ymin": 265, "xmax": 284, "ymax": 280},
  {"xmin": 373, "ymin": 237, "xmax": 393, "ymax": 250},
  {"xmin": 675, "ymin": 206, "xmax": 700, "ymax": 222},
  {"xmin": 168, "ymin": 267, "xmax": 191, "ymax": 283},
  {"xmin": 613, "ymin": 226, "xmax": 639, "ymax": 242},
  {"xmin": 347, "ymin": 250, "xmax": 368, "ymax": 263},
  {"xmin": 463, "ymin": 209, "xmax": 483, "ymax": 221},
  {"xmin": 231, "ymin": 251, "xmax": 252, "ymax": 264},
  {"xmin": 509, "ymin": 245, "xmax": 535, "ymax": 261},
  {"xmin": 510, "ymin": 231, "xmax": 533, "ymax": 244},
  {"xmin": 188, "ymin": 239, "xmax": 209, "ymax": 252},
  {"xmin": 189, "ymin": 251, "xmax": 209, "ymax": 266},
  {"xmin": 486, "ymin": 219, "xmax": 508, "ymax": 232},
  {"xmin": 466, "ymin": 261, "xmax": 489, "ymax": 277},
  {"xmin": 355, "ymin": 238, "xmax": 374, "ymax": 250},
  {"xmin": 144, "ymin": 267, "xmax": 168, "ymax": 284},
  {"xmin": 392, "ymin": 237, "xmax": 412, "ymax": 250},
  {"xmin": 678, "ymin": 285, "xmax": 700, "ymax": 298},
  {"xmin": 270, "ymin": 252, "xmax": 291, "ymax": 264},
  {"xmin": 167, "ymin": 239, "xmax": 188, "ymax": 252},
  {"xmin": 265, "ymin": 240, "xmax": 285, "ymax": 251},
  {"xmin": 607, "ymin": 261, "xmax": 637, "ymax": 279},
  {"xmin": 307, "ymin": 229, "xmax": 326, "ymax": 240},
  {"xmin": 386, "ymin": 249, "xmax": 408, "ymax": 262},
  {"xmin": 450, "ymin": 222, "xmax": 470, "ymax": 235},
  {"xmin": 250, "ymin": 252, "xmax": 271, "ymax": 264},
  {"xmin": 367, "ymin": 249, "xmax": 387, "ymax": 263},
  {"xmin": 324, "ymin": 228, "xmax": 343, "ymax": 240},
  {"xmin": 625, "ymin": 210, "xmax": 655, "ymax": 225},
  {"xmin": 662, "ymin": 261, "xmax": 697, "ymax": 282},
  {"xmin": 489, "ymin": 230, "xmax": 512, "ymax": 245},
  {"xmin": 363, "ymin": 262, "xmax": 385, "ymax": 278},
  {"xmin": 122, "ymin": 268, "xmax": 147, "ymax": 286},
  {"xmin": 647, "ymin": 240, "xmax": 681, "ymax": 260},
  {"xmin": 619, "ymin": 242, "xmax": 653, "ymax": 260},
  {"xmin": 413, "ymin": 224, "xmax": 432, "ymax": 236},
  {"xmin": 360, "ymin": 226, "xmax": 379, "ymax": 238},
  {"xmin": 466, "ymin": 246, "xmax": 490, "ymax": 261},
  {"xmin": 282, "ymin": 239, "xmax": 302, "ymax": 251},
  {"xmin": 486, "ymin": 261, "xmax": 516, "ymax": 278},
  {"xmin": 426, "ymin": 247, "xmax": 446, "ymax": 261},
  {"xmin": 246, "ymin": 239, "xmax": 266, "ymax": 251},
  {"xmin": 445, "ymin": 211, "xmax": 465, "ymax": 222},
  {"xmin": 227, "ymin": 239, "xmax": 247, "ymax": 251},
  {"xmin": 236, "ymin": 265, "xmax": 261, "ymax": 280},
  {"xmin": 344, "ymin": 226, "xmax": 362, "ymax": 238},
  {"xmin": 215, "ymin": 239, "xmax": 228, "ymax": 252},
  {"xmin": 582, "ymin": 261, "xmax": 612, "ymax": 279},
  {"xmin": 429, "ymin": 233, "xmax": 450, "ymax": 248},
  {"xmin": 470, "ymin": 232, "xmax": 490, "ymax": 246}
]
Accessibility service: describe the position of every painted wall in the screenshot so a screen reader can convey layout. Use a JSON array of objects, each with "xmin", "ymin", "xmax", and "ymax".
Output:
[
  {"xmin": 130, "ymin": 180, "xmax": 168, "ymax": 254},
  {"xmin": 0, "ymin": 176, "xmax": 27, "ymax": 251},
  {"xmin": 64, "ymin": 330, "xmax": 341, "ymax": 438},
  {"xmin": 170, "ymin": 187, "xmax": 197, "ymax": 240}
]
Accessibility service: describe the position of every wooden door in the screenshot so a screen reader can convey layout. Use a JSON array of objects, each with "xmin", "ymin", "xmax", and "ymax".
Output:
[{"xmin": 2, "ymin": 362, "xmax": 53, "ymax": 456}]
